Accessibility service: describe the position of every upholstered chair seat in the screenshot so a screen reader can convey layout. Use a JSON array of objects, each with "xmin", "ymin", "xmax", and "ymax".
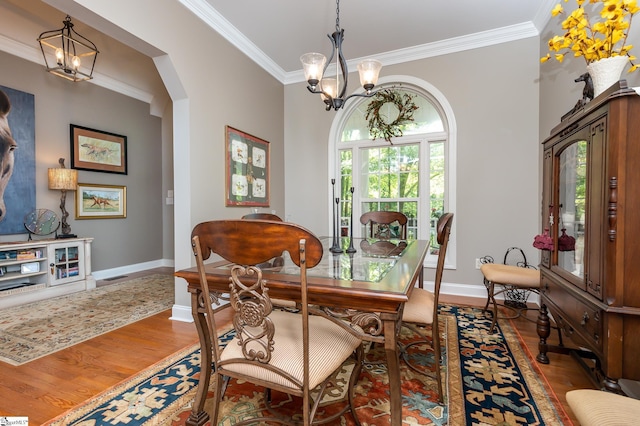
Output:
[
  {"xmin": 566, "ymin": 389, "xmax": 640, "ymax": 426},
  {"xmin": 402, "ymin": 287, "xmax": 434, "ymax": 325},
  {"xmin": 222, "ymin": 309, "xmax": 362, "ymax": 389},
  {"xmin": 480, "ymin": 263, "xmax": 540, "ymax": 333}
]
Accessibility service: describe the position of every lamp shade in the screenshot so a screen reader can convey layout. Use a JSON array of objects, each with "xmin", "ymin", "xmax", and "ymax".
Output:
[
  {"xmin": 300, "ymin": 52, "xmax": 326, "ymax": 86},
  {"xmin": 357, "ymin": 59, "xmax": 382, "ymax": 90},
  {"xmin": 320, "ymin": 78, "xmax": 338, "ymax": 100},
  {"xmin": 48, "ymin": 168, "xmax": 78, "ymax": 190}
]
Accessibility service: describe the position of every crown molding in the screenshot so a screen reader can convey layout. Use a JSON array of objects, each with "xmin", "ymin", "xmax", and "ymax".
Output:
[
  {"xmin": 284, "ymin": 22, "xmax": 539, "ymax": 85},
  {"xmin": 177, "ymin": 0, "xmax": 287, "ymax": 82},
  {"xmin": 180, "ymin": 1, "xmax": 541, "ymax": 86}
]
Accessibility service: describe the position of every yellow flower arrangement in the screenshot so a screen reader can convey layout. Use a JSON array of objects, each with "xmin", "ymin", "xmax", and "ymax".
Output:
[{"xmin": 541, "ymin": 0, "xmax": 639, "ymax": 72}]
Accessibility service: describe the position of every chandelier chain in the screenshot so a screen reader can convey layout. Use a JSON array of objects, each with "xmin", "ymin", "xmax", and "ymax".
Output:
[{"xmin": 335, "ymin": 0, "xmax": 341, "ymax": 32}]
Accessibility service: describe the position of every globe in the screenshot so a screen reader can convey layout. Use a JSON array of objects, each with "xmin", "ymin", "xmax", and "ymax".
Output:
[{"xmin": 24, "ymin": 209, "xmax": 60, "ymax": 237}]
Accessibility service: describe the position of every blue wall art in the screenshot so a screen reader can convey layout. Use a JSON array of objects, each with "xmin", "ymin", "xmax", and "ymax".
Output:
[{"xmin": 0, "ymin": 85, "xmax": 36, "ymax": 235}]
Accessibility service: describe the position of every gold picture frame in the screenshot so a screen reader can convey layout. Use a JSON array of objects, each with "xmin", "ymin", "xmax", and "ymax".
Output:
[
  {"xmin": 76, "ymin": 183, "xmax": 126, "ymax": 219},
  {"xmin": 225, "ymin": 126, "xmax": 270, "ymax": 207}
]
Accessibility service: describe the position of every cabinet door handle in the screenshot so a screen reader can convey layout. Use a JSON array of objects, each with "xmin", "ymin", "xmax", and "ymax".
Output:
[
  {"xmin": 608, "ymin": 177, "xmax": 617, "ymax": 242},
  {"xmin": 50, "ymin": 262, "xmax": 54, "ymax": 275},
  {"xmin": 581, "ymin": 312, "xmax": 589, "ymax": 326}
]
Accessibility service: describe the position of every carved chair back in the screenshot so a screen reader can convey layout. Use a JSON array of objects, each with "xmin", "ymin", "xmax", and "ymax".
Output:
[
  {"xmin": 360, "ymin": 210, "xmax": 408, "ymax": 240},
  {"xmin": 241, "ymin": 212, "xmax": 282, "ymax": 221}
]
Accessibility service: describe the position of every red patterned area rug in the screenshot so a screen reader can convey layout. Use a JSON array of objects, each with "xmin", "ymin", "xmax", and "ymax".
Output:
[{"xmin": 45, "ymin": 305, "xmax": 571, "ymax": 426}]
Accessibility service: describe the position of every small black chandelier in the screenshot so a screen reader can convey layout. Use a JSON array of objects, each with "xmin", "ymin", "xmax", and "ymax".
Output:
[
  {"xmin": 37, "ymin": 15, "xmax": 99, "ymax": 82},
  {"xmin": 300, "ymin": 0, "xmax": 382, "ymax": 111}
]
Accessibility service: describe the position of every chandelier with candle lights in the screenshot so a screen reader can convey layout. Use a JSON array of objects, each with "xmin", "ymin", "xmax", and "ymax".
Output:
[
  {"xmin": 300, "ymin": 0, "xmax": 382, "ymax": 111},
  {"xmin": 38, "ymin": 15, "xmax": 99, "ymax": 82}
]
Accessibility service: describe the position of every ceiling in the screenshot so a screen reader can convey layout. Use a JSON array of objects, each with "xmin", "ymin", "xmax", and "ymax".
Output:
[
  {"xmin": 200, "ymin": 0, "xmax": 556, "ymax": 81},
  {"xmin": 1, "ymin": 0, "xmax": 557, "ymax": 106}
]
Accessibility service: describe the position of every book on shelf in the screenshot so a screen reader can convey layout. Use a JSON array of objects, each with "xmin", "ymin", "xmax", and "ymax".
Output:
[
  {"xmin": 0, "ymin": 251, "xmax": 17, "ymax": 260},
  {"xmin": 17, "ymin": 251, "xmax": 37, "ymax": 260}
]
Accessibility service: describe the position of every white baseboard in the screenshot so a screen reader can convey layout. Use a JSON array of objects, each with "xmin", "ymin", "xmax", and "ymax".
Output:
[
  {"xmin": 170, "ymin": 304, "xmax": 193, "ymax": 322},
  {"xmin": 421, "ymin": 281, "xmax": 540, "ymax": 306},
  {"xmin": 171, "ymin": 300, "xmax": 229, "ymax": 323},
  {"xmin": 93, "ymin": 258, "xmax": 175, "ymax": 281}
]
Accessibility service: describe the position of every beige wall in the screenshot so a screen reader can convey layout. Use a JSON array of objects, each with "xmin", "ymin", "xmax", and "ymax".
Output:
[
  {"xmin": 0, "ymin": 50, "xmax": 164, "ymax": 272},
  {"xmin": 286, "ymin": 37, "xmax": 541, "ymax": 293},
  {"xmin": 71, "ymin": 0, "xmax": 285, "ymax": 312}
]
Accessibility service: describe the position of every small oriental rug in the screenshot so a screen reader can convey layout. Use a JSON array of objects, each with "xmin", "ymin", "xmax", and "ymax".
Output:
[
  {"xmin": 45, "ymin": 305, "xmax": 571, "ymax": 426},
  {"xmin": 0, "ymin": 274, "xmax": 175, "ymax": 365}
]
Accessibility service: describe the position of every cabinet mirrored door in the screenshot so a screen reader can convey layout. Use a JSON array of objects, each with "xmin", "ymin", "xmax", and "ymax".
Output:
[{"xmin": 557, "ymin": 139, "xmax": 586, "ymax": 279}]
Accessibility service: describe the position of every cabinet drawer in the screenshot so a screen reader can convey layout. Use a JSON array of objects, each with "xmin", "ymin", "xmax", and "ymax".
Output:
[{"xmin": 542, "ymin": 276, "xmax": 603, "ymax": 353}]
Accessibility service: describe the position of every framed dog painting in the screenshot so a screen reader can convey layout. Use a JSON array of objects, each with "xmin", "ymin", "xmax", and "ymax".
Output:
[
  {"xmin": 76, "ymin": 183, "xmax": 126, "ymax": 219},
  {"xmin": 70, "ymin": 124, "xmax": 127, "ymax": 175}
]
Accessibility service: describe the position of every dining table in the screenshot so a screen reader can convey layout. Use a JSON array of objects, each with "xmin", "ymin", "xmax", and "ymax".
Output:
[{"xmin": 175, "ymin": 236, "xmax": 430, "ymax": 426}]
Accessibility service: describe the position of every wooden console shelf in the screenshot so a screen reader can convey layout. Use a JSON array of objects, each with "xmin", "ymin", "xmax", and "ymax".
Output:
[{"xmin": 0, "ymin": 237, "xmax": 94, "ymax": 309}]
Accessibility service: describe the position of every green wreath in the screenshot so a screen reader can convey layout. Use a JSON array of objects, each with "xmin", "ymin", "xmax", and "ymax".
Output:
[{"xmin": 365, "ymin": 89, "xmax": 418, "ymax": 143}]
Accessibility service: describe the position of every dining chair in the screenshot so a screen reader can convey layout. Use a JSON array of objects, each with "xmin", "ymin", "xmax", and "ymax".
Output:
[
  {"xmin": 191, "ymin": 219, "xmax": 364, "ymax": 426},
  {"xmin": 400, "ymin": 212, "xmax": 454, "ymax": 403},
  {"xmin": 479, "ymin": 247, "xmax": 540, "ymax": 333},
  {"xmin": 359, "ymin": 211, "xmax": 408, "ymax": 240},
  {"xmin": 241, "ymin": 212, "xmax": 283, "ymax": 221}
]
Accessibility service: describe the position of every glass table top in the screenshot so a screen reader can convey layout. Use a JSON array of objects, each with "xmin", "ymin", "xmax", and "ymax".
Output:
[{"xmin": 259, "ymin": 237, "xmax": 413, "ymax": 283}]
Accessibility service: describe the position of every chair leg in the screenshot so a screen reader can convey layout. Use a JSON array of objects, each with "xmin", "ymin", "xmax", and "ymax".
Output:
[
  {"xmin": 431, "ymin": 317, "xmax": 443, "ymax": 403},
  {"xmin": 210, "ymin": 372, "xmax": 226, "ymax": 425},
  {"xmin": 348, "ymin": 345, "xmax": 364, "ymax": 426},
  {"xmin": 482, "ymin": 278, "xmax": 492, "ymax": 312},
  {"xmin": 399, "ymin": 322, "xmax": 444, "ymax": 403},
  {"xmin": 486, "ymin": 281, "xmax": 499, "ymax": 333}
]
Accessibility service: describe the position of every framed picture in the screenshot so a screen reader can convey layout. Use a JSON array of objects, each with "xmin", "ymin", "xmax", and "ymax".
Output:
[
  {"xmin": 225, "ymin": 126, "xmax": 270, "ymax": 207},
  {"xmin": 70, "ymin": 124, "xmax": 127, "ymax": 174},
  {"xmin": 76, "ymin": 183, "xmax": 127, "ymax": 219}
]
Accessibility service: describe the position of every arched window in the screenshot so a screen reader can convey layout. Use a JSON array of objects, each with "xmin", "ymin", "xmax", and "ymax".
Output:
[{"xmin": 329, "ymin": 76, "xmax": 456, "ymax": 267}]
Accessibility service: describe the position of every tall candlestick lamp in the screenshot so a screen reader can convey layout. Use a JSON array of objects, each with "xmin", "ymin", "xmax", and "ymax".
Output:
[{"xmin": 48, "ymin": 158, "xmax": 78, "ymax": 238}]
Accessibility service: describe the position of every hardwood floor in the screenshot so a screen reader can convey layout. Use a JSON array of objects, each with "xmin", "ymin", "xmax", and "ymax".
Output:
[{"xmin": 0, "ymin": 269, "xmax": 595, "ymax": 425}]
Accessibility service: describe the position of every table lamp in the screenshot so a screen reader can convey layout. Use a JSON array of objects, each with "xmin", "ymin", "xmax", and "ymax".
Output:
[{"xmin": 48, "ymin": 158, "xmax": 78, "ymax": 238}]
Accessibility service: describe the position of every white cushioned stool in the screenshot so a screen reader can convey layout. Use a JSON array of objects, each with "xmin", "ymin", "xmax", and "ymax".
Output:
[
  {"xmin": 480, "ymin": 263, "xmax": 540, "ymax": 333},
  {"xmin": 566, "ymin": 389, "xmax": 640, "ymax": 426}
]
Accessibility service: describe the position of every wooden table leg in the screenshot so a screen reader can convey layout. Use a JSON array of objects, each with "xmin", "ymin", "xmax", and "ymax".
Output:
[
  {"xmin": 382, "ymin": 313, "xmax": 402, "ymax": 426},
  {"xmin": 186, "ymin": 290, "xmax": 213, "ymax": 426}
]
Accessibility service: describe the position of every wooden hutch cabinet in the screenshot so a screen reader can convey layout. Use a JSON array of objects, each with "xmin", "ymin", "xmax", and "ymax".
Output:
[{"xmin": 536, "ymin": 81, "xmax": 640, "ymax": 392}]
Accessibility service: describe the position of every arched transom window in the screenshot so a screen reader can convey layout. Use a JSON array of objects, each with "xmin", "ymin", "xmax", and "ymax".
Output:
[{"xmin": 329, "ymin": 77, "xmax": 456, "ymax": 267}]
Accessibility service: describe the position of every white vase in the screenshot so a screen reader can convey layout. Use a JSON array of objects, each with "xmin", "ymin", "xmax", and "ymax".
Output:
[{"xmin": 587, "ymin": 56, "xmax": 629, "ymax": 97}]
